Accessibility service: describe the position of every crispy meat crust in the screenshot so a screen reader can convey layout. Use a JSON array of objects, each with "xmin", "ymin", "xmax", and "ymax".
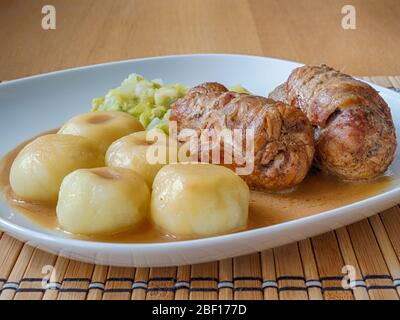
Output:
[
  {"xmin": 171, "ymin": 82, "xmax": 315, "ymax": 191},
  {"xmin": 269, "ymin": 64, "xmax": 397, "ymax": 180}
]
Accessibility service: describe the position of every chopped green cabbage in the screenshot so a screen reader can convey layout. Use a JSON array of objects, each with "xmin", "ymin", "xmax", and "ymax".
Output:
[{"xmin": 91, "ymin": 74, "xmax": 188, "ymax": 133}]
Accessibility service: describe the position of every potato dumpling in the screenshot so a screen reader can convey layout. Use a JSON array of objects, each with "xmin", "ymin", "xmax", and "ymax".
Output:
[
  {"xmin": 57, "ymin": 167, "xmax": 150, "ymax": 235},
  {"xmin": 151, "ymin": 163, "xmax": 249, "ymax": 237},
  {"xmin": 10, "ymin": 134, "xmax": 104, "ymax": 204},
  {"xmin": 58, "ymin": 111, "xmax": 144, "ymax": 153},
  {"xmin": 106, "ymin": 130, "xmax": 168, "ymax": 187}
]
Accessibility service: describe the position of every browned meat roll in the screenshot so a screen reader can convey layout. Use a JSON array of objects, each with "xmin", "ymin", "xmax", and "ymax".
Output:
[
  {"xmin": 269, "ymin": 64, "xmax": 397, "ymax": 180},
  {"xmin": 170, "ymin": 82, "xmax": 315, "ymax": 191}
]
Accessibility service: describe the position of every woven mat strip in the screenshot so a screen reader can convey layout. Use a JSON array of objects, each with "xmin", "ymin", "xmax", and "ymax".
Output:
[
  {"xmin": 42, "ymin": 256, "xmax": 69, "ymax": 300},
  {"xmin": 16, "ymin": 249, "xmax": 57, "ymax": 300},
  {"xmin": 336, "ymin": 227, "xmax": 370, "ymax": 300},
  {"xmin": 0, "ymin": 76, "xmax": 399, "ymax": 300},
  {"xmin": 234, "ymin": 253, "xmax": 263, "ymax": 300},
  {"xmin": 102, "ymin": 266, "xmax": 136, "ymax": 300},
  {"xmin": 378, "ymin": 207, "xmax": 400, "ymax": 297},
  {"xmin": 348, "ymin": 220, "xmax": 398, "ymax": 299},
  {"xmin": 313, "ymin": 232, "xmax": 353, "ymax": 300},
  {"xmin": 175, "ymin": 265, "xmax": 190, "ymax": 300},
  {"xmin": 57, "ymin": 260, "xmax": 94, "ymax": 300},
  {"xmin": 0, "ymin": 237, "xmax": 29, "ymax": 300},
  {"xmin": 131, "ymin": 267, "xmax": 149, "ymax": 300},
  {"xmin": 190, "ymin": 262, "xmax": 219, "ymax": 300},
  {"xmin": 298, "ymin": 239, "xmax": 324, "ymax": 300},
  {"xmin": 260, "ymin": 250, "xmax": 278, "ymax": 300}
]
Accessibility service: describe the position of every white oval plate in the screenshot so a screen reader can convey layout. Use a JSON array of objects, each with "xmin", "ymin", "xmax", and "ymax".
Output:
[{"xmin": 0, "ymin": 54, "xmax": 399, "ymax": 267}]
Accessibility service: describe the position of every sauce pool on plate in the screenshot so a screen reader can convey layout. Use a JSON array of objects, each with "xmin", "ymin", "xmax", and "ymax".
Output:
[{"xmin": 0, "ymin": 130, "xmax": 398, "ymax": 243}]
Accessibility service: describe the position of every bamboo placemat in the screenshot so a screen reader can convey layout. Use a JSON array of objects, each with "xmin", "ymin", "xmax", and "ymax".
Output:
[{"xmin": 0, "ymin": 76, "xmax": 400, "ymax": 300}]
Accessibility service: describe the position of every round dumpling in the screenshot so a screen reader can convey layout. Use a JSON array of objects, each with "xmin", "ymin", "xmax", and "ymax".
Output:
[
  {"xmin": 58, "ymin": 111, "xmax": 144, "ymax": 153},
  {"xmin": 10, "ymin": 134, "xmax": 104, "ymax": 203},
  {"xmin": 57, "ymin": 167, "xmax": 150, "ymax": 235},
  {"xmin": 151, "ymin": 163, "xmax": 249, "ymax": 237},
  {"xmin": 106, "ymin": 130, "xmax": 169, "ymax": 187}
]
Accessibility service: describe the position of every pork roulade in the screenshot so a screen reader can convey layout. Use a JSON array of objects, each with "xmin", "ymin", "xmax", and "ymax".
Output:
[
  {"xmin": 170, "ymin": 82, "xmax": 315, "ymax": 191},
  {"xmin": 269, "ymin": 64, "xmax": 397, "ymax": 180}
]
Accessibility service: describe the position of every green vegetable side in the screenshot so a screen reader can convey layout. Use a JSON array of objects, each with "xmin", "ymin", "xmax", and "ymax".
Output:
[
  {"xmin": 91, "ymin": 74, "xmax": 188, "ymax": 134},
  {"xmin": 91, "ymin": 74, "xmax": 249, "ymax": 134}
]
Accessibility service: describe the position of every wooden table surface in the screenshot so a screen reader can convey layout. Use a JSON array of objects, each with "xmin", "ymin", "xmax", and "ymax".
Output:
[{"xmin": 0, "ymin": 0, "xmax": 399, "ymax": 80}]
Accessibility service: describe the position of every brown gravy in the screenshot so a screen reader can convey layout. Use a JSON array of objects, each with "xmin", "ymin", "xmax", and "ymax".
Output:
[{"xmin": 1, "ymin": 130, "xmax": 398, "ymax": 243}]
